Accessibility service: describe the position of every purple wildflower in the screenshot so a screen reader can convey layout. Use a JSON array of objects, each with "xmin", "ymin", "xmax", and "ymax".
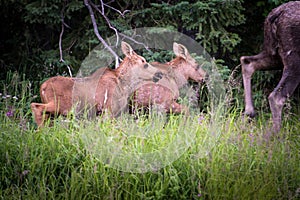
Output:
[
  {"xmin": 198, "ymin": 115, "xmax": 205, "ymax": 125},
  {"xmin": 6, "ymin": 110, "xmax": 14, "ymax": 117},
  {"xmin": 6, "ymin": 107, "xmax": 14, "ymax": 118}
]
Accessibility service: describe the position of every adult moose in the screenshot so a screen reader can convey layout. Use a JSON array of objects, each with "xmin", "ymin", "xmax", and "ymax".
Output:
[
  {"xmin": 132, "ymin": 43, "xmax": 206, "ymax": 114},
  {"xmin": 240, "ymin": 1, "xmax": 300, "ymax": 132},
  {"xmin": 31, "ymin": 42, "xmax": 164, "ymax": 127}
]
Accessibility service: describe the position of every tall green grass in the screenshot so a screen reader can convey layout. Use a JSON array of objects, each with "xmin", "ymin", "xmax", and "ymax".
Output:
[{"xmin": 1, "ymin": 72, "xmax": 299, "ymax": 199}]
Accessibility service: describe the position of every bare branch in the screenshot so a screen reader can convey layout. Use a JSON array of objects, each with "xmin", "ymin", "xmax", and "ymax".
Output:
[
  {"xmin": 119, "ymin": 33, "xmax": 151, "ymax": 52},
  {"xmin": 63, "ymin": 22, "xmax": 71, "ymax": 29},
  {"xmin": 85, "ymin": 0, "xmax": 150, "ymax": 67},
  {"xmin": 90, "ymin": 1, "xmax": 149, "ymax": 52},
  {"xmin": 90, "ymin": 0, "xmax": 119, "ymax": 47},
  {"xmin": 59, "ymin": 20, "xmax": 65, "ymax": 62},
  {"xmin": 105, "ymin": 0, "xmax": 115, "ymax": 5},
  {"xmin": 84, "ymin": 0, "xmax": 120, "ymax": 66},
  {"xmin": 65, "ymin": 39, "xmax": 77, "ymax": 52},
  {"xmin": 59, "ymin": 0, "xmax": 72, "ymax": 77},
  {"xmin": 103, "ymin": 3, "xmax": 130, "ymax": 17},
  {"xmin": 59, "ymin": 2, "xmax": 66, "ymax": 63}
]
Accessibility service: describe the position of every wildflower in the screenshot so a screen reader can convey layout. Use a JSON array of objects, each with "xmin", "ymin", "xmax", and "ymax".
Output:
[
  {"xmin": 6, "ymin": 110, "xmax": 14, "ymax": 117},
  {"xmin": 2, "ymin": 94, "xmax": 12, "ymax": 99},
  {"xmin": 6, "ymin": 106, "xmax": 14, "ymax": 118},
  {"xmin": 197, "ymin": 193, "xmax": 202, "ymax": 197},
  {"xmin": 198, "ymin": 115, "xmax": 205, "ymax": 125},
  {"xmin": 21, "ymin": 170, "xmax": 30, "ymax": 176}
]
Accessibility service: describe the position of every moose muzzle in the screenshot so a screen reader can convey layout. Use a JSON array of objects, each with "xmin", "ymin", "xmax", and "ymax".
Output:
[{"xmin": 152, "ymin": 71, "xmax": 164, "ymax": 83}]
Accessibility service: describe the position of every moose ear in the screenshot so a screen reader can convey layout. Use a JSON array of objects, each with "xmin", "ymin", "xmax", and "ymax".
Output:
[
  {"xmin": 173, "ymin": 42, "xmax": 189, "ymax": 60},
  {"xmin": 121, "ymin": 41, "xmax": 135, "ymax": 58}
]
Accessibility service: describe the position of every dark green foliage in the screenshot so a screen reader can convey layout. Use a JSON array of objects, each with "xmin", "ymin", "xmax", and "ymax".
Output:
[
  {"xmin": 131, "ymin": 0, "xmax": 245, "ymax": 56},
  {"xmin": 1, "ymin": 0, "xmax": 245, "ymax": 81},
  {"xmin": 1, "ymin": 0, "xmax": 86, "ymax": 80}
]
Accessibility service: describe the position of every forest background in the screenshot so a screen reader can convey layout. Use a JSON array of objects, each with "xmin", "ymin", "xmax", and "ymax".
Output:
[{"xmin": 0, "ymin": 0, "xmax": 299, "ymax": 117}]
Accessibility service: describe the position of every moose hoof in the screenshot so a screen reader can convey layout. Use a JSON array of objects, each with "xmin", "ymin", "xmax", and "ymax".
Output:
[{"xmin": 244, "ymin": 111, "xmax": 256, "ymax": 119}]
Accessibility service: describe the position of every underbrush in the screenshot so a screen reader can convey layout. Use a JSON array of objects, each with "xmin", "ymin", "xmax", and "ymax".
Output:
[
  {"xmin": 0, "ymin": 71, "xmax": 299, "ymax": 199},
  {"xmin": 1, "ymin": 109, "xmax": 299, "ymax": 199}
]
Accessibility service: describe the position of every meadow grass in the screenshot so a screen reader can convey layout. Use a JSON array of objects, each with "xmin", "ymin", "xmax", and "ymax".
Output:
[{"xmin": 1, "ymin": 72, "xmax": 300, "ymax": 199}]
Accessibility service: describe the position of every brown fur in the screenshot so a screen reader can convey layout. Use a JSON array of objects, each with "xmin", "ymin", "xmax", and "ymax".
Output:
[
  {"xmin": 132, "ymin": 43, "xmax": 206, "ymax": 114},
  {"xmin": 31, "ymin": 42, "xmax": 163, "ymax": 127},
  {"xmin": 240, "ymin": 1, "xmax": 300, "ymax": 132}
]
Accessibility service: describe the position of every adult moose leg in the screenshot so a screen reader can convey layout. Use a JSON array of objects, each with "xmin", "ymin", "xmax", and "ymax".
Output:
[
  {"xmin": 241, "ymin": 1, "xmax": 300, "ymax": 132},
  {"xmin": 240, "ymin": 52, "xmax": 281, "ymax": 118},
  {"xmin": 268, "ymin": 61, "xmax": 300, "ymax": 132}
]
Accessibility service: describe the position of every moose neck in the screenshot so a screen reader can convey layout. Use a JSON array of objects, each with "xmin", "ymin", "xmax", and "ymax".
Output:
[{"xmin": 114, "ymin": 57, "xmax": 131, "ymax": 77}]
